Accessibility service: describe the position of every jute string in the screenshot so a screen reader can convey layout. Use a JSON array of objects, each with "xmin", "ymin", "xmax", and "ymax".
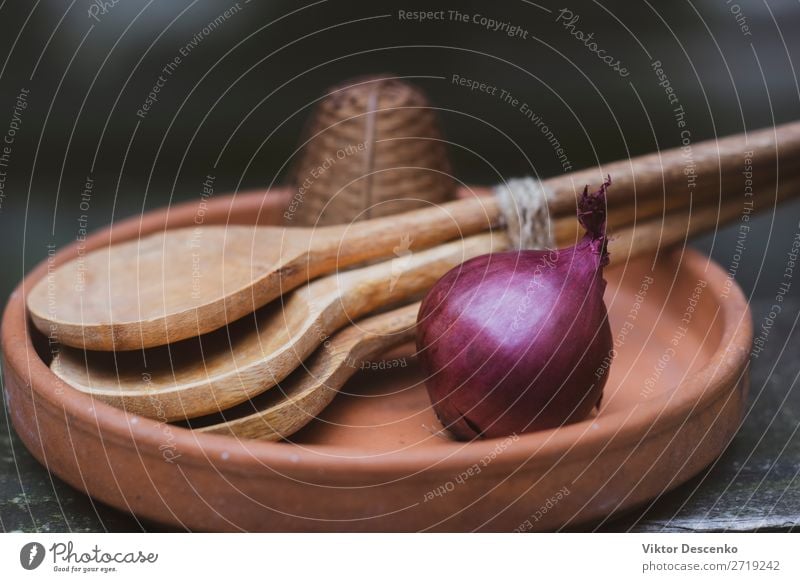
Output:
[{"xmin": 493, "ymin": 177, "xmax": 554, "ymax": 250}]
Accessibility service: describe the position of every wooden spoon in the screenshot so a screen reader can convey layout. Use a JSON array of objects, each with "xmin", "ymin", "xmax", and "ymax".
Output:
[
  {"xmin": 27, "ymin": 197, "xmax": 495, "ymax": 352},
  {"xmin": 50, "ymin": 232, "xmax": 500, "ymax": 421},
  {"xmin": 28, "ymin": 122, "xmax": 800, "ymax": 351},
  {"xmin": 190, "ymin": 302, "xmax": 420, "ymax": 440}
]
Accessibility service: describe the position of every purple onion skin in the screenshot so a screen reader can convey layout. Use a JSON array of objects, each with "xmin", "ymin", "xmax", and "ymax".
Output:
[{"xmin": 417, "ymin": 179, "xmax": 613, "ymax": 440}]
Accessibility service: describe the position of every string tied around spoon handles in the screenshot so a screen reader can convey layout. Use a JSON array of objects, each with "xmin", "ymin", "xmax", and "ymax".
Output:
[{"xmin": 493, "ymin": 177, "xmax": 554, "ymax": 250}]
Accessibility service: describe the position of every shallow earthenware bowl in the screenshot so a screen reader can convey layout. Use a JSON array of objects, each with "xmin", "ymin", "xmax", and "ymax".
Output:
[{"xmin": 1, "ymin": 187, "xmax": 751, "ymax": 531}]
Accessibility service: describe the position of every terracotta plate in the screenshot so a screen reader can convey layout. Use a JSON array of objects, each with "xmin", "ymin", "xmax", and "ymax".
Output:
[{"xmin": 1, "ymin": 188, "xmax": 751, "ymax": 531}]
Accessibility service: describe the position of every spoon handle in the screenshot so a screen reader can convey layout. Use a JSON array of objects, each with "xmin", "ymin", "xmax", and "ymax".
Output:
[
  {"xmin": 314, "ymin": 120, "xmax": 800, "ymax": 266},
  {"xmin": 309, "ymin": 193, "xmax": 501, "ymax": 270},
  {"xmin": 329, "ymin": 302, "xmax": 421, "ymax": 369},
  {"xmin": 336, "ymin": 232, "xmax": 504, "ymax": 318},
  {"xmin": 609, "ymin": 172, "xmax": 800, "ymax": 264}
]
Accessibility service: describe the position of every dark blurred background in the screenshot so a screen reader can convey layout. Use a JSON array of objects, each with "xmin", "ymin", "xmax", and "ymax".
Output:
[
  {"xmin": 1, "ymin": 0, "xmax": 798, "ymax": 531},
  {"xmin": 0, "ymin": 0, "xmax": 799, "ymax": 300}
]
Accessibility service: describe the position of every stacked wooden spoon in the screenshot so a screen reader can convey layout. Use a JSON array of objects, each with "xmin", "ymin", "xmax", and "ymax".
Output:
[{"xmin": 31, "ymin": 116, "xmax": 800, "ymax": 441}]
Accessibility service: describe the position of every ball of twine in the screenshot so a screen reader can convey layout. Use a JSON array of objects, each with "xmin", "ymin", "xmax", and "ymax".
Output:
[{"xmin": 289, "ymin": 75, "xmax": 456, "ymax": 226}]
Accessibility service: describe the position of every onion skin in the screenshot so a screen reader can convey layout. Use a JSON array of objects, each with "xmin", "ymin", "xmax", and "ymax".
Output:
[{"xmin": 417, "ymin": 178, "xmax": 613, "ymax": 440}]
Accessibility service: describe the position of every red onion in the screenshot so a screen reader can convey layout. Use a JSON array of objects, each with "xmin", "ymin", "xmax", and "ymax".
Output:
[{"xmin": 416, "ymin": 178, "xmax": 613, "ymax": 439}]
